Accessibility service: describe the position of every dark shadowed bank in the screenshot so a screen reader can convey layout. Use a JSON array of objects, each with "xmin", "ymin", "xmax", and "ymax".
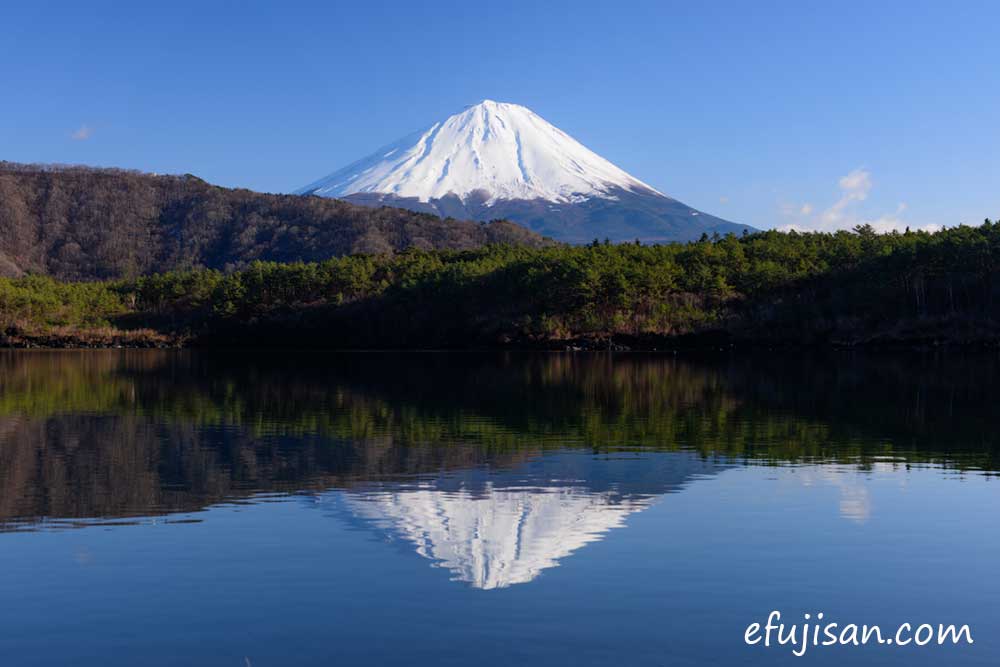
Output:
[{"xmin": 2, "ymin": 220, "xmax": 1000, "ymax": 350}]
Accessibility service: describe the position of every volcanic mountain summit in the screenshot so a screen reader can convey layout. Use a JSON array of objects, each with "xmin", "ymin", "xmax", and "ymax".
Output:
[{"xmin": 298, "ymin": 100, "xmax": 751, "ymax": 243}]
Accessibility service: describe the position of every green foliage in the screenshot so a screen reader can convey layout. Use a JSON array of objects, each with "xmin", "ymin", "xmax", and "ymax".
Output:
[
  {"xmin": 4, "ymin": 220, "xmax": 1000, "ymax": 345},
  {"xmin": 0, "ymin": 274, "xmax": 126, "ymax": 328}
]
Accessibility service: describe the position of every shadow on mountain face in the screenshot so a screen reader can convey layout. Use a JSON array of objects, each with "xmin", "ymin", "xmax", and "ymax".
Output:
[{"xmin": 345, "ymin": 187, "xmax": 753, "ymax": 244}]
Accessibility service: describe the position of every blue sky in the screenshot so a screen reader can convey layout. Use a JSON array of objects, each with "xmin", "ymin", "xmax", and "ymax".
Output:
[{"xmin": 2, "ymin": 0, "xmax": 998, "ymax": 231}]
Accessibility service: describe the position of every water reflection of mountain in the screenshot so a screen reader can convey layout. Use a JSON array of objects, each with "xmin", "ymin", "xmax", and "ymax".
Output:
[
  {"xmin": 0, "ymin": 349, "xmax": 998, "ymax": 529},
  {"xmin": 340, "ymin": 451, "xmax": 725, "ymax": 589}
]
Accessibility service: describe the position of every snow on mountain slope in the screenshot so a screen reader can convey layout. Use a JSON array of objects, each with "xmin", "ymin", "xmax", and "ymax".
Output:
[
  {"xmin": 298, "ymin": 100, "xmax": 662, "ymax": 205},
  {"xmin": 299, "ymin": 100, "xmax": 752, "ymax": 243}
]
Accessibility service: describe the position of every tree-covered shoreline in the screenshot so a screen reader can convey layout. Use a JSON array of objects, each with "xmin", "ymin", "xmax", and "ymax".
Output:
[{"xmin": 2, "ymin": 222, "xmax": 999, "ymax": 349}]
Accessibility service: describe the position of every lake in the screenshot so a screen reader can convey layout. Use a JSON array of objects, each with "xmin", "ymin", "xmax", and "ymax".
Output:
[{"xmin": 0, "ymin": 349, "xmax": 997, "ymax": 666}]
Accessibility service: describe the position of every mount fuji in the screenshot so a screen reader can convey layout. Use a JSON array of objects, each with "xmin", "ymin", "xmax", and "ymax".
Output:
[{"xmin": 298, "ymin": 100, "xmax": 751, "ymax": 243}]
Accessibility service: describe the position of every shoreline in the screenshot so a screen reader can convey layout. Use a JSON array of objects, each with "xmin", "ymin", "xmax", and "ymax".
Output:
[
  {"xmin": 3, "ymin": 328, "xmax": 998, "ymax": 352},
  {"xmin": 0, "ymin": 327, "xmax": 182, "ymax": 350}
]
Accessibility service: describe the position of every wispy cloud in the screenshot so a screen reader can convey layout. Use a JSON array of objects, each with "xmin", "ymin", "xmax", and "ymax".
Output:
[
  {"xmin": 818, "ymin": 168, "xmax": 872, "ymax": 229},
  {"xmin": 779, "ymin": 168, "xmax": 939, "ymax": 233},
  {"xmin": 71, "ymin": 124, "xmax": 94, "ymax": 141}
]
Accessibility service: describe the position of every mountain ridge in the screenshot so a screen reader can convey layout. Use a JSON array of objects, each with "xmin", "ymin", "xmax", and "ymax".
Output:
[{"xmin": 0, "ymin": 161, "xmax": 547, "ymax": 280}]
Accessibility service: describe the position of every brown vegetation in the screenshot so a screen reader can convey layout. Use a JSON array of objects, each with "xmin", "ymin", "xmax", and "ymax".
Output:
[{"xmin": 0, "ymin": 162, "xmax": 548, "ymax": 280}]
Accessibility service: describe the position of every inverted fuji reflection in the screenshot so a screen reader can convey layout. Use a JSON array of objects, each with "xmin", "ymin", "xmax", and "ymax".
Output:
[
  {"xmin": 345, "ymin": 485, "xmax": 651, "ymax": 589},
  {"xmin": 340, "ymin": 451, "xmax": 728, "ymax": 589}
]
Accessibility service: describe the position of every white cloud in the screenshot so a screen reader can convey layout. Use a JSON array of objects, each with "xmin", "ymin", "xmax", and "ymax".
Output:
[
  {"xmin": 71, "ymin": 124, "xmax": 94, "ymax": 141},
  {"xmin": 838, "ymin": 168, "xmax": 872, "ymax": 196},
  {"xmin": 818, "ymin": 168, "xmax": 872, "ymax": 229},
  {"xmin": 778, "ymin": 168, "xmax": 938, "ymax": 233},
  {"xmin": 865, "ymin": 202, "xmax": 942, "ymax": 233}
]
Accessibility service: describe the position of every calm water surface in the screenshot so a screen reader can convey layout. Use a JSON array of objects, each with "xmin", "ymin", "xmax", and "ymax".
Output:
[{"xmin": 0, "ymin": 350, "xmax": 998, "ymax": 666}]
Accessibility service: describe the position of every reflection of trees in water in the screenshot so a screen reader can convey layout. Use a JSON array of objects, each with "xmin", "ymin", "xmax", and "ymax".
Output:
[
  {"xmin": 0, "ymin": 349, "xmax": 997, "ymax": 527},
  {"xmin": 0, "ymin": 414, "xmax": 535, "ymax": 527}
]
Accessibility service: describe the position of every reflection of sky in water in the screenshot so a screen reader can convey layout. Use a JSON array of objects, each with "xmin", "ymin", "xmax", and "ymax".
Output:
[
  {"xmin": 792, "ymin": 462, "xmax": 927, "ymax": 524},
  {"xmin": 328, "ymin": 455, "xmax": 979, "ymax": 592},
  {"xmin": 1, "ymin": 454, "xmax": 998, "ymax": 666},
  {"xmin": 1, "ymin": 350, "xmax": 999, "ymax": 665},
  {"xmin": 797, "ymin": 466, "xmax": 876, "ymax": 523}
]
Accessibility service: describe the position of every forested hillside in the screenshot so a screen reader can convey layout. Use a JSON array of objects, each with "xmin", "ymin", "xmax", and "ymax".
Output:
[
  {"xmin": 2, "ymin": 221, "xmax": 998, "ymax": 348},
  {"xmin": 0, "ymin": 162, "xmax": 547, "ymax": 280}
]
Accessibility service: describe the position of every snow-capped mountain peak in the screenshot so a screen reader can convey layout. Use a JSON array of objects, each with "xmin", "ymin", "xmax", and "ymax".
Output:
[{"xmin": 298, "ymin": 100, "xmax": 661, "ymax": 205}]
